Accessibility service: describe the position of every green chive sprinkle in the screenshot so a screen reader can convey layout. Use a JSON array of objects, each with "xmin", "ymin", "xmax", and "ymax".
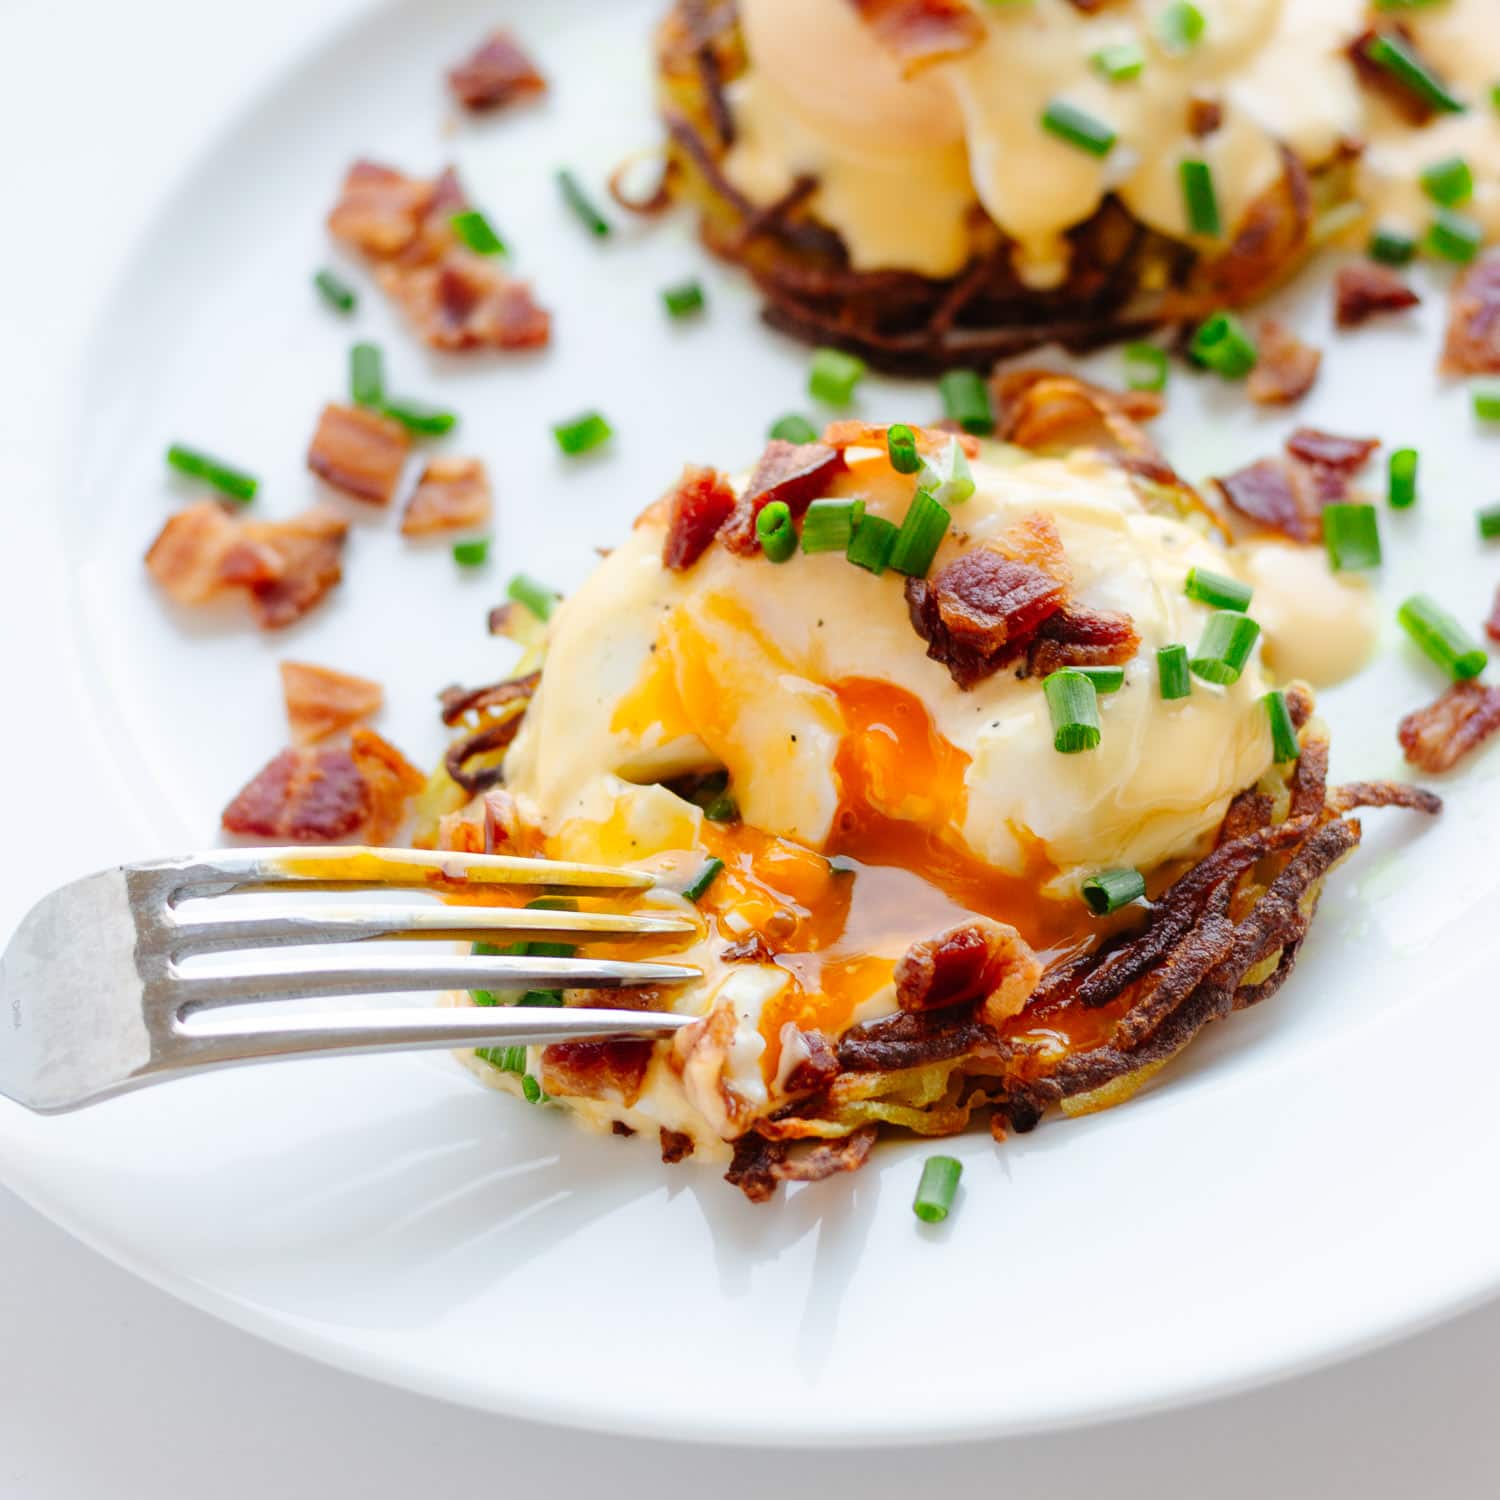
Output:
[
  {"xmin": 1044, "ymin": 670, "xmax": 1102, "ymax": 754},
  {"xmin": 889, "ymin": 490, "xmax": 951, "ymax": 578},
  {"xmin": 165, "ymin": 444, "xmax": 259, "ymax": 503},
  {"xmin": 507, "ymin": 572, "xmax": 559, "ymax": 621},
  {"xmin": 1157, "ymin": 643, "xmax": 1192, "ymax": 700},
  {"xmin": 1492, "ymin": 82, "xmax": 1500, "ymax": 113},
  {"xmin": 469, "ymin": 938, "xmax": 505, "ymax": 1008},
  {"xmin": 1190, "ymin": 312, "xmax": 1258, "ymax": 378},
  {"xmin": 552, "ymin": 411, "xmax": 613, "ymax": 456},
  {"xmin": 1389, "ymin": 447, "xmax": 1419, "ymax": 508},
  {"xmin": 1074, "ymin": 665, "xmax": 1125, "ymax": 694},
  {"xmin": 1092, "ymin": 41, "xmax": 1146, "ymax": 82},
  {"xmin": 1323, "ymin": 502, "xmax": 1383, "ymax": 571},
  {"xmin": 704, "ymin": 792, "xmax": 740, "ymax": 823},
  {"xmin": 1157, "ymin": 0, "xmax": 1206, "ymax": 53},
  {"xmin": 1123, "ymin": 341, "xmax": 1169, "ymax": 393},
  {"xmin": 1427, "ymin": 208, "xmax": 1484, "ymax": 263},
  {"xmin": 1190, "ymin": 610, "xmax": 1261, "ymax": 685},
  {"xmin": 1041, "ymin": 98, "xmax": 1117, "ymax": 157},
  {"xmin": 313, "ymin": 267, "xmax": 357, "ymax": 313},
  {"xmin": 938, "ymin": 369, "xmax": 996, "ymax": 435},
  {"xmin": 662, "ymin": 279, "xmax": 706, "ymax": 319},
  {"xmin": 801, "ymin": 498, "xmax": 864, "ymax": 554},
  {"xmin": 451, "ymin": 208, "xmax": 507, "ymax": 256},
  {"xmin": 756, "ymin": 500, "xmax": 798, "ymax": 563},
  {"xmin": 500, "ymin": 1046, "xmax": 529, "ymax": 1075},
  {"xmin": 1421, "ymin": 155, "xmax": 1474, "ymax": 206},
  {"xmin": 557, "ymin": 168, "xmax": 611, "ymax": 238},
  {"xmin": 917, "ymin": 437, "xmax": 976, "ymax": 505},
  {"xmin": 381, "ymin": 397, "xmax": 457, "ymax": 435},
  {"xmin": 520, "ymin": 1074, "xmax": 543, "ymax": 1103},
  {"xmin": 913, "ymin": 1155, "xmax": 962, "ymax": 1224},
  {"xmin": 1081, "ymin": 867, "xmax": 1146, "ymax": 916},
  {"xmin": 1398, "ymin": 593, "xmax": 1488, "ymax": 679},
  {"xmin": 1180, "ymin": 159, "xmax": 1221, "ymax": 237},
  {"xmin": 1369, "ymin": 225, "xmax": 1418, "ymax": 266},
  {"xmin": 1365, "ymin": 32, "xmax": 1466, "ymax": 116},
  {"xmin": 452, "ymin": 538, "xmax": 490, "ymax": 567},
  {"xmin": 809, "ymin": 347, "xmax": 867, "ymax": 406},
  {"xmin": 350, "ymin": 342, "xmax": 384, "ymax": 408},
  {"xmin": 1263, "ymin": 688, "xmax": 1302, "ymax": 763},
  {"xmin": 1185, "ymin": 566, "xmax": 1251, "ymax": 612},
  {"xmin": 769, "ymin": 413, "xmax": 819, "ymax": 444},
  {"xmin": 1478, "ymin": 504, "xmax": 1500, "ymax": 539},
  {"xmin": 1473, "ymin": 386, "xmax": 1500, "ymax": 422},
  {"xmin": 1375, "ymin": 0, "xmax": 1457, "ymax": 8},
  {"xmin": 682, "ymin": 857, "xmax": 725, "ymax": 903},
  {"xmin": 846, "ymin": 512, "xmax": 899, "ymax": 574},
  {"xmin": 887, "ymin": 423, "xmax": 922, "ymax": 474}
]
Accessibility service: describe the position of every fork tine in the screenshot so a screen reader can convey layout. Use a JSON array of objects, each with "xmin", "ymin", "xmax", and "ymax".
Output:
[
  {"xmin": 157, "ymin": 847, "xmax": 656, "ymax": 899},
  {"xmin": 170, "ymin": 903, "xmax": 697, "ymax": 954},
  {"xmin": 172, "ymin": 953, "xmax": 700, "ymax": 1011}
]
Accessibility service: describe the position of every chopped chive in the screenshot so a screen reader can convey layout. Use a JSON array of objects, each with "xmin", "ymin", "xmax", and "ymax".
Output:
[
  {"xmin": 1479, "ymin": 504, "xmax": 1500, "ymax": 539},
  {"xmin": 469, "ymin": 937, "xmax": 506, "ymax": 1008},
  {"xmin": 520, "ymin": 1073, "xmax": 543, "ymax": 1103},
  {"xmin": 1427, "ymin": 208, "xmax": 1484, "ymax": 263},
  {"xmin": 887, "ymin": 423, "xmax": 922, "ymax": 474},
  {"xmin": 1324, "ymin": 502, "xmax": 1382, "ymax": 570},
  {"xmin": 1493, "ymin": 81, "xmax": 1500, "ymax": 113},
  {"xmin": 1185, "ymin": 566, "xmax": 1252, "ymax": 612},
  {"xmin": 552, "ymin": 410, "xmax": 613, "ymax": 456},
  {"xmin": 1189, "ymin": 312, "xmax": 1258, "ymax": 378},
  {"xmin": 1041, "ymin": 98, "xmax": 1117, "ymax": 157},
  {"xmin": 350, "ymin": 342, "xmax": 384, "ymax": 408},
  {"xmin": 756, "ymin": 500, "xmax": 797, "ymax": 563},
  {"xmin": 500, "ymin": 1046, "xmax": 528, "ymax": 1075},
  {"xmin": 913, "ymin": 1155, "xmax": 962, "ymax": 1224},
  {"xmin": 809, "ymin": 347, "xmax": 867, "ymax": 406},
  {"xmin": 917, "ymin": 437, "xmax": 976, "ymax": 505},
  {"xmin": 525, "ymin": 897, "xmax": 579, "ymax": 912},
  {"xmin": 800, "ymin": 498, "xmax": 864, "ymax": 553},
  {"xmin": 451, "ymin": 208, "xmax": 507, "ymax": 255},
  {"xmin": 507, "ymin": 572, "xmax": 559, "ymax": 621},
  {"xmin": 769, "ymin": 413, "xmax": 819, "ymax": 444},
  {"xmin": 452, "ymin": 538, "xmax": 490, "ymax": 567},
  {"xmin": 704, "ymin": 792, "xmax": 740, "ymax": 823},
  {"xmin": 1398, "ymin": 593, "xmax": 1488, "ymax": 679},
  {"xmin": 1473, "ymin": 386, "xmax": 1500, "ymax": 422},
  {"xmin": 556, "ymin": 169, "xmax": 611, "ymax": 238},
  {"xmin": 1190, "ymin": 610, "xmax": 1262, "ymax": 685},
  {"xmin": 889, "ymin": 489, "xmax": 951, "ymax": 577},
  {"xmin": 519, "ymin": 988, "xmax": 566, "ymax": 1007},
  {"xmin": 313, "ymin": 267, "xmax": 357, "ymax": 313},
  {"xmin": 938, "ymin": 369, "xmax": 996, "ymax": 435},
  {"xmin": 1389, "ymin": 447, "xmax": 1419, "ymax": 508},
  {"xmin": 1375, "ymin": 0, "xmax": 1456, "ymax": 8},
  {"xmin": 682, "ymin": 857, "xmax": 725, "ymax": 903},
  {"xmin": 1421, "ymin": 155, "xmax": 1474, "ymax": 207},
  {"xmin": 165, "ymin": 444, "xmax": 259, "ymax": 503},
  {"xmin": 1044, "ymin": 670, "xmax": 1102, "ymax": 753},
  {"xmin": 1081, "ymin": 867, "xmax": 1146, "ymax": 916},
  {"xmin": 1157, "ymin": 0, "xmax": 1206, "ymax": 53},
  {"xmin": 662, "ymin": 279, "xmax": 706, "ymax": 319},
  {"xmin": 1074, "ymin": 665, "xmax": 1125, "ymax": 693},
  {"xmin": 1365, "ymin": 32, "xmax": 1466, "ymax": 116},
  {"xmin": 1092, "ymin": 41, "xmax": 1146, "ymax": 82},
  {"xmin": 1263, "ymin": 689, "xmax": 1302, "ymax": 763},
  {"xmin": 1369, "ymin": 225, "xmax": 1418, "ymax": 266},
  {"xmin": 381, "ymin": 397, "xmax": 458, "ymax": 435},
  {"xmin": 1123, "ymin": 341, "xmax": 1169, "ymax": 393},
  {"xmin": 846, "ymin": 513, "xmax": 899, "ymax": 574},
  {"xmin": 1180, "ymin": 158, "xmax": 1221, "ymax": 237},
  {"xmin": 1157, "ymin": 643, "xmax": 1192, "ymax": 700}
]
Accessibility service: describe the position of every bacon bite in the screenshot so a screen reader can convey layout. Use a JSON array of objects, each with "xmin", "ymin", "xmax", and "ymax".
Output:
[
  {"xmin": 849, "ymin": 0, "xmax": 985, "ymax": 76},
  {"xmin": 1247, "ymin": 319, "xmax": 1321, "ymax": 405},
  {"xmin": 718, "ymin": 440, "xmax": 845, "ymax": 555},
  {"xmin": 1398, "ymin": 680, "xmax": 1500, "ymax": 774},
  {"xmin": 1442, "ymin": 250, "xmax": 1500, "ymax": 374},
  {"xmin": 279, "ymin": 661, "xmax": 383, "ymax": 746},
  {"xmin": 1213, "ymin": 428, "xmax": 1378, "ymax": 543},
  {"xmin": 447, "ymin": 30, "xmax": 546, "ymax": 113},
  {"xmin": 662, "ymin": 464, "xmax": 737, "ymax": 570},
  {"xmin": 400, "ymin": 457, "xmax": 492, "ymax": 537},
  {"xmin": 307, "ymin": 403, "xmax": 411, "ymax": 506},
  {"xmin": 1335, "ymin": 262, "xmax": 1420, "ymax": 329}
]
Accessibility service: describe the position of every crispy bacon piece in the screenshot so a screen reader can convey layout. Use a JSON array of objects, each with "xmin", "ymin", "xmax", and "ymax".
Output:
[
  {"xmin": 906, "ymin": 548, "xmax": 1065, "ymax": 689},
  {"xmin": 1348, "ymin": 26, "xmax": 1447, "ymax": 125},
  {"xmin": 1398, "ymin": 680, "xmax": 1500, "ymax": 774},
  {"xmin": 822, "ymin": 421, "xmax": 980, "ymax": 460},
  {"xmin": 1187, "ymin": 91, "xmax": 1224, "ymax": 138},
  {"xmin": 725, "ymin": 1127, "xmax": 877, "ymax": 1203},
  {"xmin": 1247, "ymin": 319, "xmax": 1321, "ymax": 406},
  {"xmin": 307, "ymin": 403, "xmax": 411, "ymax": 506},
  {"xmin": 1487, "ymin": 584, "xmax": 1500, "ymax": 644},
  {"xmin": 662, "ymin": 464, "xmax": 737, "ymax": 570},
  {"xmin": 719, "ymin": 440, "xmax": 845, "ymax": 555},
  {"xmin": 849, "ymin": 0, "xmax": 985, "ymax": 75},
  {"xmin": 326, "ymin": 160, "xmax": 435, "ymax": 259},
  {"xmin": 399, "ymin": 456, "xmax": 492, "ymax": 536},
  {"xmin": 1335, "ymin": 262, "xmax": 1420, "ymax": 329},
  {"xmin": 779, "ymin": 1028, "xmax": 840, "ymax": 1096},
  {"xmin": 894, "ymin": 919, "xmax": 1040, "ymax": 1025},
  {"xmin": 990, "ymin": 368, "xmax": 1163, "ymax": 457},
  {"xmin": 446, "ymin": 30, "xmax": 547, "ymax": 112},
  {"xmin": 244, "ymin": 509, "xmax": 350, "ymax": 630},
  {"xmin": 280, "ymin": 661, "xmax": 383, "ymax": 745},
  {"xmin": 1286, "ymin": 427, "xmax": 1379, "ymax": 475},
  {"xmin": 221, "ymin": 727, "xmax": 422, "ymax": 844},
  {"xmin": 660, "ymin": 1128, "xmax": 695, "ymax": 1164},
  {"xmin": 1441, "ymin": 250, "xmax": 1500, "ymax": 374},
  {"xmin": 146, "ymin": 502, "xmax": 263, "ymax": 605},
  {"xmin": 1214, "ymin": 458, "xmax": 1321, "ymax": 543},
  {"xmin": 541, "ymin": 1039, "xmax": 654, "ymax": 1106},
  {"xmin": 1027, "ymin": 603, "xmax": 1141, "ymax": 677}
]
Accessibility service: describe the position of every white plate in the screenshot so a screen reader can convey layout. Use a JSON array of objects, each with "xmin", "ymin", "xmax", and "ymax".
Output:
[{"xmin": 5, "ymin": 0, "xmax": 1500, "ymax": 1447}]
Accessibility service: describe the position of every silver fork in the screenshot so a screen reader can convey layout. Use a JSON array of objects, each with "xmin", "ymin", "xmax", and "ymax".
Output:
[{"xmin": 0, "ymin": 847, "xmax": 701, "ymax": 1114}]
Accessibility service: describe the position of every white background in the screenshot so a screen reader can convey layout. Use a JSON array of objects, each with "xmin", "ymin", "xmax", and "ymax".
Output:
[{"xmin": 2, "ymin": 0, "xmax": 1497, "ymax": 1492}]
